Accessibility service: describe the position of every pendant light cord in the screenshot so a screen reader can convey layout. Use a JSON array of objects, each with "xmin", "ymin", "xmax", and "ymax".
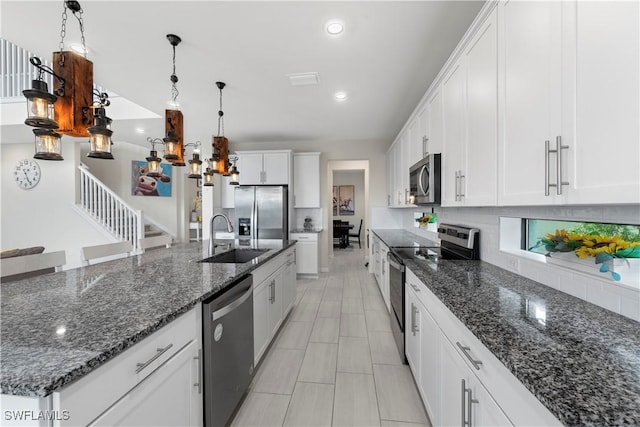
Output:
[
  {"xmin": 217, "ymin": 86, "xmax": 224, "ymax": 136},
  {"xmin": 170, "ymin": 44, "xmax": 179, "ymax": 106}
]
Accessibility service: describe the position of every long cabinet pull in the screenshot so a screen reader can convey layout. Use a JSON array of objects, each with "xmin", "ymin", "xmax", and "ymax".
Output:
[
  {"xmin": 136, "ymin": 343, "xmax": 174, "ymax": 374},
  {"xmin": 194, "ymin": 348, "xmax": 202, "ymax": 394},
  {"xmin": 456, "ymin": 342, "xmax": 483, "ymax": 370},
  {"xmin": 468, "ymin": 386, "xmax": 479, "ymax": 427},
  {"xmin": 410, "ymin": 303, "xmax": 416, "ymax": 336},
  {"xmin": 461, "ymin": 379, "xmax": 467, "ymax": 427},
  {"xmin": 545, "ymin": 139, "xmax": 558, "ymax": 196},
  {"xmin": 556, "ymin": 135, "xmax": 570, "ymax": 195},
  {"xmin": 455, "ymin": 171, "xmax": 460, "ymax": 201},
  {"xmin": 410, "ymin": 283, "xmax": 421, "ymax": 293},
  {"xmin": 459, "ymin": 171, "xmax": 465, "ymax": 199}
]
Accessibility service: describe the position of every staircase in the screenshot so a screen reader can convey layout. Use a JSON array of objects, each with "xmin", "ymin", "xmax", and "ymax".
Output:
[{"xmin": 78, "ymin": 164, "xmax": 172, "ymax": 253}]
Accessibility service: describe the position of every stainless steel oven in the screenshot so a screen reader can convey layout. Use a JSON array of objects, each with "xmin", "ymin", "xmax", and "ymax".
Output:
[{"xmin": 409, "ymin": 153, "xmax": 441, "ymax": 205}]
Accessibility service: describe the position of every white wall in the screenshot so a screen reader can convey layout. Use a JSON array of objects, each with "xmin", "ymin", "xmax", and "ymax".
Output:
[
  {"xmin": 390, "ymin": 204, "xmax": 640, "ymax": 321},
  {"xmin": 1, "ymin": 141, "xmax": 117, "ymax": 269},
  {"xmin": 81, "ymin": 141, "xmax": 186, "ymax": 239}
]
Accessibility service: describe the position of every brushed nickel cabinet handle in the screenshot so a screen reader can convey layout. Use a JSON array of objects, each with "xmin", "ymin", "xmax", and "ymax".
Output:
[
  {"xmin": 194, "ymin": 348, "xmax": 202, "ymax": 394},
  {"xmin": 136, "ymin": 343, "xmax": 174, "ymax": 374},
  {"xmin": 456, "ymin": 342, "xmax": 483, "ymax": 370},
  {"xmin": 556, "ymin": 135, "xmax": 569, "ymax": 195}
]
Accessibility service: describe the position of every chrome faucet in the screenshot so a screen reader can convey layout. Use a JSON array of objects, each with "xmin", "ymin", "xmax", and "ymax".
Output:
[{"xmin": 209, "ymin": 213, "xmax": 234, "ymax": 256}]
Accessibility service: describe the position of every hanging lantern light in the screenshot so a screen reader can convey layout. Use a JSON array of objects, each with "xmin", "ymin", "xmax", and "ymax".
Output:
[
  {"xmin": 203, "ymin": 163, "xmax": 214, "ymax": 186},
  {"xmin": 164, "ymin": 34, "xmax": 185, "ymax": 165},
  {"xmin": 87, "ymin": 91, "xmax": 114, "ymax": 159},
  {"xmin": 163, "ymin": 128, "xmax": 180, "ymax": 160},
  {"xmin": 145, "ymin": 138, "xmax": 164, "ymax": 178},
  {"xmin": 185, "ymin": 142, "xmax": 203, "ymax": 179},
  {"xmin": 23, "ymin": 58, "xmax": 64, "ymax": 129},
  {"xmin": 229, "ymin": 155, "xmax": 240, "ymax": 185},
  {"xmin": 33, "ymin": 128, "xmax": 63, "ymax": 161}
]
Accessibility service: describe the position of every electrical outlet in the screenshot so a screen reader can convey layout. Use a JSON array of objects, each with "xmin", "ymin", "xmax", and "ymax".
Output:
[{"xmin": 505, "ymin": 257, "xmax": 519, "ymax": 272}]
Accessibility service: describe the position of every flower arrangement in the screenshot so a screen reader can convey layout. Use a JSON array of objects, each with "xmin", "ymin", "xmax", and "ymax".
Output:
[
  {"xmin": 415, "ymin": 213, "xmax": 437, "ymax": 228},
  {"xmin": 533, "ymin": 229, "xmax": 640, "ymax": 281}
]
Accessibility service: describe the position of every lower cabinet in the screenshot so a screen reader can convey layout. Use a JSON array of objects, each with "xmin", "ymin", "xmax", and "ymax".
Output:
[
  {"xmin": 405, "ymin": 268, "xmax": 561, "ymax": 427},
  {"xmin": 90, "ymin": 340, "xmax": 202, "ymax": 427},
  {"xmin": 380, "ymin": 244, "xmax": 390, "ymax": 311},
  {"xmin": 252, "ymin": 247, "xmax": 296, "ymax": 364},
  {"xmin": 291, "ymin": 233, "xmax": 318, "ymax": 276},
  {"xmin": 441, "ymin": 339, "xmax": 512, "ymax": 427}
]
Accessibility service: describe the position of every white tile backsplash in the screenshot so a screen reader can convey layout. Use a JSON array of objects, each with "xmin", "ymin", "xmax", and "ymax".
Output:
[{"xmin": 388, "ymin": 205, "xmax": 640, "ymax": 322}]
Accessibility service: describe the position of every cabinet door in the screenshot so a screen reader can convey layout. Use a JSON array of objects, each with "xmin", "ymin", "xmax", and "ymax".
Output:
[
  {"xmin": 441, "ymin": 339, "xmax": 512, "ymax": 427},
  {"xmin": 269, "ymin": 269, "xmax": 284, "ymax": 337},
  {"xmin": 238, "ymin": 153, "xmax": 264, "ymax": 185},
  {"xmin": 442, "ymin": 60, "xmax": 467, "ymax": 207},
  {"xmin": 221, "ymin": 175, "xmax": 235, "ymax": 208},
  {"xmin": 253, "ymin": 281, "xmax": 270, "ymax": 363},
  {"xmin": 418, "ymin": 302, "xmax": 441, "ymax": 425},
  {"xmin": 427, "ymin": 89, "xmax": 443, "ymax": 155},
  {"xmin": 464, "ymin": 8, "xmax": 498, "ymax": 206},
  {"xmin": 404, "ymin": 288, "xmax": 421, "ymax": 378},
  {"xmin": 90, "ymin": 340, "xmax": 201, "ymax": 427},
  {"xmin": 263, "ymin": 152, "xmax": 290, "ymax": 185},
  {"xmin": 386, "ymin": 145, "xmax": 395, "ymax": 206},
  {"xmin": 566, "ymin": 1, "xmax": 640, "ymax": 204},
  {"xmin": 498, "ymin": 0, "xmax": 563, "ymax": 205},
  {"xmin": 294, "ymin": 241, "xmax": 318, "ymax": 275},
  {"xmin": 408, "ymin": 115, "xmax": 423, "ymax": 166},
  {"xmin": 293, "ymin": 154, "xmax": 320, "ymax": 207}
]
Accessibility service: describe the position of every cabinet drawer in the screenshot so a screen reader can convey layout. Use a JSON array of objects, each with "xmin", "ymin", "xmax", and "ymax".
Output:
[
  {"xmin": 54, "ymin": 308, "xmax": 198, "ymax": 427},
  {"xmin": 251, "ymin": 247, "xmax": 293, "ymax": 286},
  {"xmin": 291, "ymin": 233, "xmax": 318, "ymax": 242}
]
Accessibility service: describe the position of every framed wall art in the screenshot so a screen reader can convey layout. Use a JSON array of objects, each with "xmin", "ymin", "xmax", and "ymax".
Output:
[
  {"xmin": 131, "ymin": 161, "xmax": 172, "ymax": 197},
  {"xmin": 338, "ymin": 185, "xmax": 354, "ymax": 215}
]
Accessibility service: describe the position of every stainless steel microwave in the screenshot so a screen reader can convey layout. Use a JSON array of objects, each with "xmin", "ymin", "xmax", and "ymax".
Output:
[{"xmin": 409, "ymin": 153, "xmax": 441, "ymax": 205}]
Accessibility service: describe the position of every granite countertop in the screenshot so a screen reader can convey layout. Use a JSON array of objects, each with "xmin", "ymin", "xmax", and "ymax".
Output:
[
  {"xmin": 371, "ymin": 228, "xmax": 439, "ymax": 248},
  {"xmin": 371, "ymin": 229, "xmax": 640, "ymax": 426},
  {"xmin": 0, "ymin": 240, "xmax": 296, "ymax": 398},
  {"xmin": 290, "ymin": 228, "xmax": 323, "ymax": 234}
]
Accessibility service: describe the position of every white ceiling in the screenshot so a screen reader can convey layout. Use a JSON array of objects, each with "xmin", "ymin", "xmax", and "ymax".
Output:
[{"xmin": 1, "ymin": 1, "xmax": 484, "ymax": 151}]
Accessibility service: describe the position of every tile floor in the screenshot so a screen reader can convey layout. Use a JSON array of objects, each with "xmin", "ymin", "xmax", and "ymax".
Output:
[{"xmin": 231, "ymin": 247, "xmax": 431, "ymax": 427}]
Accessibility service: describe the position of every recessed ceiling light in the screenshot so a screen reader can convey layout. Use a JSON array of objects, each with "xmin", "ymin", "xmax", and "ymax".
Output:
[
  {"xmin": 334, "ymin": 91, "xmax": 347, "ymax": 101},
  {"xmin": 135, "ymin": 127, "xmax": 145, "ymax": 134},
  {"xmin": 325, "ymin": 20, "xmax": 345, "ymax": 36}
]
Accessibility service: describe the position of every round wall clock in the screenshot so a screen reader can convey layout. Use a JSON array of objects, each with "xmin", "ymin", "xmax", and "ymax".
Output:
[{"xmin": 14, "ymin": 159, "xmax": 41, "ymax": 190}]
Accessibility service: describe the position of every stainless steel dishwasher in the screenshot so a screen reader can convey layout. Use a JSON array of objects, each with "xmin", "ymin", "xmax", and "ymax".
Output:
[{"xmin": 203, "ymin": 274, "xmax": 254, "ymax": 427}]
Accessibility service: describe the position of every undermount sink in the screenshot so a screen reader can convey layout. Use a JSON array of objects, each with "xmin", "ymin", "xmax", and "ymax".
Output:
[{"xmin": 200, "ymin": 249, "xmax": 269, "ymax": 264}]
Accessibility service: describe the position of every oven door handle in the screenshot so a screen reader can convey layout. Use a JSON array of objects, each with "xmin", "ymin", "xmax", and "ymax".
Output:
[{"xmin": 387, "ymin": 252, "xmax": 404, "ymax": 272}]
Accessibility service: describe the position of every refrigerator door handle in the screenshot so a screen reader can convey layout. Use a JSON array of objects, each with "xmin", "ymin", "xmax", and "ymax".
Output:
[{"xmin": 252, "ymin": 190, "xmax": 257, "ymax": 240}]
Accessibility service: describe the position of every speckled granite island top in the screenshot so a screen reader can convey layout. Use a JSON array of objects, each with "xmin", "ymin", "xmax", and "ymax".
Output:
[
  {"xmin": 0, "ymin": 240, "xmax": 295, "ymax": 398},
  {"xmin": 372, "ymin": 229, "xmax": 640, "ymax": 426}
]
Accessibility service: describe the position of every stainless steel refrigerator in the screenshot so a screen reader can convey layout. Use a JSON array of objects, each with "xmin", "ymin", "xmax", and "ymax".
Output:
[{"xmin": 234, "ymin": 186, "xmax": 288, "ymax": 240}]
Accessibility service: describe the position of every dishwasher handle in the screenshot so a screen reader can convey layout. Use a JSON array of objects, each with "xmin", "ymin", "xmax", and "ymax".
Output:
[
  {"xmin": 387, "ymin": 251, "xmax": 404, "ymax": 272},
  {"xmin": 208, "ymin": 275, "xmax": 253, "ymax": 320}
]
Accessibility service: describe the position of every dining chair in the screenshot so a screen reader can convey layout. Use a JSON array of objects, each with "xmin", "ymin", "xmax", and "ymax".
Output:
[
  {"xmin": 1, "ymin": 250, "xmax": 66, "ymax": 282},
  {"xmin": 348, "ymin": 219, "xmax": 364, "ymax": 248}
]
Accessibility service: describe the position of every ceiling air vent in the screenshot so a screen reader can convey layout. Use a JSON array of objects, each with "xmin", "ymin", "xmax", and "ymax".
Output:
[{"xmin": 287, "ymin": 72, "xmax": 320, "ymax": 87}]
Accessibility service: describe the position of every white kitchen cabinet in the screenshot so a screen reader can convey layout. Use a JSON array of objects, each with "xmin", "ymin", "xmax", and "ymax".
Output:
[
  {"xmin": 53, "ymin": 308, "xmax": 202, "ymax": 427},
  {"xmin": 564, "ymin": 1, "xmax": 639, "ymax": 204},
  {"xmin": 237, "ymin": 150, "xmax": 292, "ymax": 185},
  {"xmin": 426, "ymin": 89, "xmax": 443, "ymax": 155},
  {"xmin": 386, "ymin": 143, "xmax": 395, "ymax": 206},
  {"xmin": 90, "ymin": 340, "xmax": 201, "ymax": 427},
  {"xmin": 283, "ymin": 249, "xmax": 297, "ymax": 310},
  {"xmin": 441, "ymin": 338, "xmax": 513, "ymax": 427},
  {"xmin": 220, "ymin": 175, "xmax": 235, "ymax": 208},
  {"xmin": 252, "ymin": 247, "xmax": 295, "ymax": 364},
  {"xmin": 405, "ymin": 282, "xmax": 421, "ymax": 380},
  {"xmin": 442, "ymin": 8, "xmax": 498, "ymax": 207},
  {"xmin": 291, "ymin": 233, "xmax": 318, "ymax": 276},
  {"xmin": 407, "ymin": 115, "xmax": 422, "ymax": 167},
  {"xmin": 497, "ymin": 0, "xmax": 564, "ymax": 205},
  {"xmin": 380, "ymin": 243, "xmax": 390, "ymax": 311},
  {"xmin": 293, "ymin": 153, "xmax": 320, "ymax": 208},
  {"xmin": 372, "ymin": 234, "xmax": 382, "ymax": 284}
]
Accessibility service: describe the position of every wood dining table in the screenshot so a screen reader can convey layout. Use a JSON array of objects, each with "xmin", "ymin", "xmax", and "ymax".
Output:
[{"xmin": 334, "ymin": 222, "xmax": 354, "ymax": 248}]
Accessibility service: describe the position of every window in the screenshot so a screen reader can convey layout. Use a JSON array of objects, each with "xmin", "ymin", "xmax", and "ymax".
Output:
[{"xmin": 525, "ymin": 219, "xmax": 640, "ymax": 256}]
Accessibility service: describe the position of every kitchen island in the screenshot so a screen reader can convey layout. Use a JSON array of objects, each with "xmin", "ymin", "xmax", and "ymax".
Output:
[
  {"xmin": 372, "ymin": 229, "xmax": 640, "ymax": 426},
  {"xmin": 0, "ymin": 240, "xmax": 295, "ymax": 400}
]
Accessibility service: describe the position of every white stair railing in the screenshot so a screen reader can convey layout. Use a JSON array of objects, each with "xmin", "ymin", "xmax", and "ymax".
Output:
[{"xmin": 78, "ymin": 164, "xmax": 144, "ymax": 253}]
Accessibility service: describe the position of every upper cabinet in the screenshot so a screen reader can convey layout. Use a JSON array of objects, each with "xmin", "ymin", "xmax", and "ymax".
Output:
[
  {"xmin": 236, "ymin": 150, "xmax": 292, "ymax": 186},
  {"xmin": 498, "ymin": 0, "xmax": 639, "ymax": 205},
  {"xmin": 389, "ymin": 0, "xmax": 638, "ymax": 208},
  {"xmin": 293, "ymin": 153, "xmax": 320, "ymax": 208},
  {"xmin": 442, "ymin": 8, "xmax": 498, "ymax": 207}
]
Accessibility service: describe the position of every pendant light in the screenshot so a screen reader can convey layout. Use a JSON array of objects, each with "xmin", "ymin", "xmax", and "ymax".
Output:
[
  {"xmin": 202, "ymin": 162, "xmax": 214, "ymax": 187},
  {"xmin": 229, "ymin": 155, "xmax": 240, "ymax": 185},
  {"xmin": 212, "ymin": 81, "xmax": 229, "ymax": 175},
  {"xmin": 34, "ymin": 129, "xmax": 64, "ymax": 161},
  {"xmin": 164, "ymin": 34, "xmax": 185, "ymax": 165},
  {"xmin": 87, "ymin": 91, "xmax": 114, "ymax": 159},
  {"xmin": 145, "ymin": 138, "xmax": 164, "ymax": 178},
  {"xmin": 23, "ymin": 58, "xmax": 64, "ymax": 130},
  {"xmin": 185, "ymin": 142, "xmax": 203, "ymax": 179}
]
